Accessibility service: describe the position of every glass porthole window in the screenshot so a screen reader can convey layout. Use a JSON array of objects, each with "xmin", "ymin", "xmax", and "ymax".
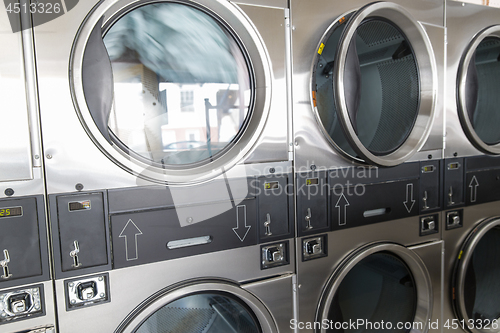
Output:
[
  {"xmin": 458, "ymin": 29, "xmax": 500, "ymax": 154},
  {"xmin": 455, "ymin": 220, "xmax": 500, "ymax": 332},
  {"xmin": 312, "ymin": 3, "xmax": 436, "ymax": 166},
  {"xmin": 102, "ymin": 2, "xmax": 252, "ymax": 167},
  {"xmin": 72, "ymin": 0, "xmax": 269, "ymax": 183},
  {"xmin": 135, "ymin": 293, "xmax": 261, "ymax": 333}
]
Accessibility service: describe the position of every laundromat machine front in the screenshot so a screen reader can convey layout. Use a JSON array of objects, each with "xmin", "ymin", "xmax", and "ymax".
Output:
[{"xmin": 33, "ymin": 0, "xmax": 295, "ymax": 331}]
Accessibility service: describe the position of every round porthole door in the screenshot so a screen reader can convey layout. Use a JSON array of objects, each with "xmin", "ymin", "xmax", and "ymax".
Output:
[
  {"xmin": 317, "ymin": 243, "xmax": 432, "ymax": 333},
  {"xmin": 71, "ymin": 0, "xmax": 271, "ymax": 184},
  {"xmin": 453, "ymin": 218, "xmax": 500, "ymax": 333},
  {"xmin": 457, "ymin": 26, "xmax": 500, "ymax": 155},
  {"xmin": 312, "ymin": 2, "xmax": 437, "ymax": 167},
  {"xmin": 115, "ymin": 281, "xmax": 277, "ymax": 333}
]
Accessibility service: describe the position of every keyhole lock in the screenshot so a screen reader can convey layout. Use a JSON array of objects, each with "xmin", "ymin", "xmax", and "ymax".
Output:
[
  {"xmin": 264, "ymin": 214, "xmax": 272, "ymax": 236},
  {"xmin": 422, "ymin": 191, "xmax": 430, "ymax": 210},
  {"xmin": 448, "ymin": 186, "xmax": 455, "ymax": 206},
  {"xmin": 305, "ymin": 208, "xmax": 313, "ymax": 230},
  {"xmin": 0, "ymin": 249, "xmax": 12, "ymax": 279},
  {"xmin": 70, "ymin": 241, "xmax": 82, "ymax": 268}
]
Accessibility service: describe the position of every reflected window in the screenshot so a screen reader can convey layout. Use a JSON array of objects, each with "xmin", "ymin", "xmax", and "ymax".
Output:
[
  {"xmin": 135, "ymin": 293, "xmax": 261, "ymax": 333},
  {"xmin": 181, "ymin": 90, "xmax": 195, "ymax": 112},
  {"xmin": 103, "ymin": 3, "xmax": 252, "ymax": 166}
]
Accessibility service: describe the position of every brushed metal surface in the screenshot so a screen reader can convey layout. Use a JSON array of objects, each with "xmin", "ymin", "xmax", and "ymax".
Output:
[
  {"xmin": 295, "ymin": 216, "xmax": 443, "ymax": 333},
  {"xmin": 291, "ymin": 0, "xmax": 444, "ymax": 170},
  {"xmin": 0, "ymin": 281, "xmax": 56, "ymax": 333},
  {"xmin": 0, "ymin": 8, "xmax": 33, "ymax": 182},
  {"xmin": 445, "ymin": 1, "xmax": 500, "ymax": 158},
  {"xmin": 54, "ymin": 241, "xmax": 295, "ymax": 333},
  {"xmin": 442, "ymin": 201, "xmax": 500, "ymax": 332},
  {"xmin": 34, "ymin": 0, "xmax": 289, "ymax": 192}
]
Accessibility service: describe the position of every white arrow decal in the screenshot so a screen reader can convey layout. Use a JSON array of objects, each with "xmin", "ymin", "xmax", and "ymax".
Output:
[
  {"xmin": 404, "ymin": 183, "xmax": 415, "ymax": 213},
  {"xmin": 335, "ymin": 193, "xmax": 350, "ymax": 226},
  {"xmin": 469, "ymin": 176, "xmax": 479, "ymax": 203},
  {"xmin": 119, "ymin": 219, "xmax": 143, "ymax": 261},
  {"xmin": 233, "ymin": 205, "xmax": 251, "ymax": 242}
]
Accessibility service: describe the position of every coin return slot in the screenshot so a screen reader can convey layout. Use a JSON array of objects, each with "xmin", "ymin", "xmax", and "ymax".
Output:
[
  {"xmin": 167, "ymin": 236, "xmax": 212, "ymax": 250},
  {"xmin": 363, "ymin": 208, "xmax": 391, "ymax": 218}
]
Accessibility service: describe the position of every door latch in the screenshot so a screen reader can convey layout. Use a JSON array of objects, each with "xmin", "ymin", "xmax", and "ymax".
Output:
[{"xmin": 0, "ymin": 249, "xmax": 12, "ymax": 279}]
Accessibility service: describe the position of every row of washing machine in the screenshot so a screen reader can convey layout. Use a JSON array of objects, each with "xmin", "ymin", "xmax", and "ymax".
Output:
[{"xmin": 0, "ymin": 0, "xmax": 499, "ymax": 332}]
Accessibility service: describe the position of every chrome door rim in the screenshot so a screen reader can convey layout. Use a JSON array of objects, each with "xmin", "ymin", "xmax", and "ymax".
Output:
[
  {"xmin": 70, "ymin": 0, "xmax": 272, "ymax": 185},
  {"xmin": 116, "ymin": 281, "xmax": 277, "ymax": 333},
  {"xmin": 457, "ymin": 25, "xmax": 500, "ymax": 155},
  {"xmin": 454, "ymin": 218, "xmax": 500, "ymax": 333},
  {"xmin": 333, "ymin": 2, "xmax": 437, "ymax": 167},
  {"xmin": 317, "ymin": 242, "xmax": 433, "ymax": 333}
]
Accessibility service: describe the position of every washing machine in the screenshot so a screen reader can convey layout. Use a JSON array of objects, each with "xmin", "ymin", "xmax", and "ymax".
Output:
[
  {"xmin": 294, "ymin": 215, "xmax": 443, "ymax": 333},
  {"xmin": 291, "ymin": 0, "xmax": 445, "ymax": 238},
  {"xmin": 290, "ymin": 0, "xmax": 444, "ymax": 331},
  {"xmin": 443, "ymin": 4, "xmax": 500, "ymax": 330},
  {"xmin": 32, "ymin": 0, "xmax": 294, "ymax": 331},
  {"xmin": 443, "ymin": 200, "xmax": 500, "ymax": 333},
  {"xmin": 443, "ymin": 1, "xmax": 500, "ymax": 212},
  {"xmin": 0, "ymin": 3, "xmax": 55, "ymax": 333}
]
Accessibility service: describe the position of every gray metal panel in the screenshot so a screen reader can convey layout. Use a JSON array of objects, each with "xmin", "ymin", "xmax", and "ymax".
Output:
[
  {"xmin": 108, "ymin": 177, "xmax": 255, "ymax": 213},
  {"xmin": 56, "ymin": 193, "xmax": 108, "ymax": 272},
  {"xmin": 257, "ymin": 175, "xmax": 292, "ymax": 241},
  {"xmin": 232, "ymin": 0, "xmax": 287, "ymax": 9},
  {"xmin": 110, "ymin": 198, "xmax": 258, "ymax": 269},
  {"xmin": 54, "ymin": 241, "xmax": 295, "ymax": 333},
  {"xmin": 0, "ymin": 281, "xmax": 56, "ymax": 333},
  {"xmin": 238, "ymin": 3, "xmax": 290, "ymax": 163},
  {"xmin": 0, "ymin": 8, "xmax": 33, "ymax": 182},
  {"xmin": 0, "ymin": 198, "xmax": 41, "ymax": 282},
  {"xmin": 296, "ymin": 171, "xmax": 329, "ymax": 236},
  {"xmin": 242, "ymin": 274, "xmax": 294, "ymax": 333}
]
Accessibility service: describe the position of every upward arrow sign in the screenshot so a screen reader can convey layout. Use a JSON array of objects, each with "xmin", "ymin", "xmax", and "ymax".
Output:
[
  {"xmin": 119, "ymin": 219, "xmax": 143, "ymax": 261},
  {"xmin": 469, "ymin": 176, "xmax": 479, "ymax": 203},
  {"xmin": 335, "ymin": 193, "xmax": 350, "ymax": 226}
]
